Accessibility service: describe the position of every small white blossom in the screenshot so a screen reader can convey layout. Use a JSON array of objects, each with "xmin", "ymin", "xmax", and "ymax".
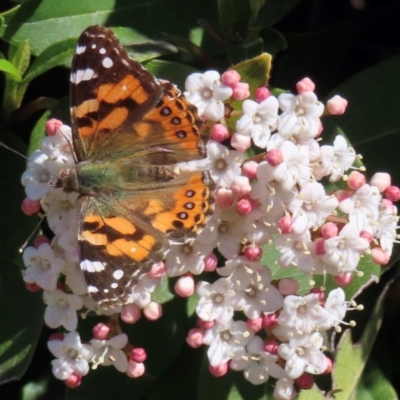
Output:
[
  {"xmin": 90, "ymin": 334, "xmax": 128, "ymax": 372},
  {"xmin": 273, "ymin": 377, "xmax": 297, "ymax": 400}
]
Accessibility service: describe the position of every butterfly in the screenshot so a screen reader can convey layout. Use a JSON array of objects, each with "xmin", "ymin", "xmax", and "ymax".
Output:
[{"xmin": 57, "ymin": 25, "xmax": 215, "ymax": 309}]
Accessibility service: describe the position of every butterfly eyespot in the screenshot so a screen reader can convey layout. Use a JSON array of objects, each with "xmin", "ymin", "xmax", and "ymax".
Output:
[
  {"xmin": 177, "ymin": 212, "xmax": 188, "ymax": 220},
  {"xmin": 184, "ymin": 202, "xmax": 195, "ymax": 210},
  {"xmin": 176, "ymin": 130, "xmax": 187, "ymax": 139},
  {"xmin": 185, "ymin": 190, "xmax": 195, "ymax": 197},
  {"xmin": 160, "ymin": 106, "xmax": 172, "ymax": 116},
  {"xmin": 171, "ymin": 117, "xmax": 181, "ymax": 125}
]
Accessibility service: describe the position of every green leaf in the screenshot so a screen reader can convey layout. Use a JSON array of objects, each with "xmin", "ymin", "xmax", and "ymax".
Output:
[
  {"xmin": 27, "ymin": 110, "xmax": 51, "ymax": 156},
  {"xmin": 256, "ymin": 0, "xmax": 301, "ymax": 27},
  {"xmin": 151, "ymin": 275, "xmax": 174, "ymax": 304},
  {"xmin": 9, "ymin": 39, "xmax": 30, "ymax": 77},
  {"xmin": 227, "ymin": 37, "xmax": 265, "ymax": 65},
  {"xmin": 260, "ymin": 27, "xmax": 287, "ymax": 57},
  {"xmin": 0, "ymin": 51, "xmax": 22, "ymax": 82},
  {"xmin": 217, "ymin": 0, "xmax": 252, "ymax": 36}
]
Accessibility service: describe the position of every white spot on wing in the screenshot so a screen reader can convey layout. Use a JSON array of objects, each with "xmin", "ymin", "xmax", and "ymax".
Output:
[
  {"xmin": 111, "ymin": 282, "xmax": 118, "ymax": 289},
  {"xmin": 102, "ymin": 57, "xmax": 113, "ymax": 69},
  {"xmin": 72, "ymin": 68, "xmax": 98, "ymax": 84},
  {"xmin": 91, "ymin": 44, "xmax": 97, "ymax": 49},
  {"xmin": 104, "ymin": 288, "xmax": 109, "ymax": 293},
  {"xmin": 113, "ymin": 269, "xmax": 124, "ymax": 280},
  {"xmin": 76, "ymin": 45, "xmax": 86, "ymax": 54},
  {"xmin": 80, "ymin": 260, "xmax": 106, "ymax": 272},
  {"xmin": 87, "ymin": 285, "xmax": 99, "ymax": 293},
  {"xmin": 121, "ymin": 58, "xmax": 130, "ymax": 67},
  {"xmin": 99, "ymin": 48, "xmax": 106, "ymax": 54}
]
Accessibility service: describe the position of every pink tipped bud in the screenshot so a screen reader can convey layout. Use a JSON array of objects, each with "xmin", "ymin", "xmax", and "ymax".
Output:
[
  {"xmin": 263, "ymin": 338, "xmax": 279, "ymax": 354},
  {"xmin": 241, "ymin": 160, "xmax": 258, "ymax": 180},
  {"xmin": 370, "ymin": 172, "xmax": 391, "ymax": 193},
  {"xmin": 210, "ymin": 123, "xmax": 230, "ymax": 142},
  {"xmin": 92, "ymin": 323, "xmax": 110, "ymax": 340},
  {"xmin": 278, "ymin": 216, "xmax": 293, "ymax": 234},
  {"xmin": 309, "ymin": 287, "xmax": 325, "ymax": 301},
  {"xmin": 347, "ymin": 171, "xmax": 366, "ymax": 190},
  {"xmin": 34, "ymin": 235, "xmax": 50, "ymax": 249},
  {"xmin": 371, "ymin": 247, "xmax": 390, "ymax": 265},
  {"xmin": 130, "ymin": 348, "xmax": 147, "ymax": 363},
  {"xmin": 186, "ymin": 328, "xmax": 205, "ymax": 348},
  {"xmin": 255, "ymin": 87, "xmax": 271, "ymax": 102},
  {"xmin": 231, "ymin": 132, "xmax": 251, "ymax": 152},
  {"xmin": 143, "ymin": 302, "xmax": 162, "ymax": 321},
  {"xmin": 215, "ymin": 187, "xmax": 234, "ymax": 208},
  {"xmin": 244, "ymin": 244, "xmax": 263, "ymax": 261},
  {"xmin": 197, "ymin": 318, "xmax": 215, "ymax": 330},
  {"xmin": 203, "ymin": 253, "xmax": 218, "ymax": 272},
  {"xmin": 321, "ymin": 222, "xmax": 338, "ymax": 239},
  {"xmin": 295, "ymin": 373, "xmax": 315, "ymax": 390},
  {"xmin": 232, "ymin": 82, "xmax": 250, "ymax": 101},
  {"xmin": 314, "ymin": 238, "xmax": 326, "ymax": 255},
  {"xmin": 237, "ymin": 198, "xmax": 252, "ymax": 215},
  {"xmin": 45, "ymin": 118, "xmax": 63, "ymax": 136},
  {"xmin": 326, "ymin": 95, "xmax": 348, "ymax": 115},
  {"xmin": 175, "ymin": 274, "xmax": 195, "ymax": 297},
  {"xmin": 262, "ymin": 313, "xmax": 278, "ymax": 330},
  {"xmin": 25, "ymin": 282, "xmax": 42, "ymax": 292},
  {"xmin": 209, "ymin": 362, "xmax": 228, "ymax": 377},
  {"xmin": 247, "ymin": 317, "xmax": 263, "ymax": 332},
  {"xmin": 231, "ymin": 176, "xmax": 251, "ymax": 197},
  {"xmin": 221, "ymin": 70, "xmax": 241, "ymax": 88},
  {"xmin": 149, "ymin": 261, "xmax": 166, "ymax": 279},
  {"xmin": 127, "ymin": 360, "xmax": 145, "ymax": 378},
  {"xmin": 49, "ymin": 332, "xmax": 65, "ymax": 341},
  {"xmin": 296, "ymin": 78, "xmax": 315, "ymax": 93},
  {"xmin": 21, "ymin": 198, "xmax": 41, "ymax": 216},
  {"xmin": 64, "ymin": 373, "xmax": 82, "ymax": 388},
  {"xmin": 385, "ymin": 186, "xmax": 400, "ymax": 202},
  {"xmin": 333, "ymin": 273, "xmax": 354, "ymax": 287},
  {"xmin": 323, "ymin": 357, "xmax": 333, "ymax": 374},
  {"xmin": 266, "ymin": 149, "xmax": 283, "ymax": 166},
  {"xmin": 360, "ymin": 231, "xmax": 373, "ymax": 242},
  {"xmin": 316, "ymin": 121, "xmax": 324, "ymax": 137},
  {"xmin": 278, "ymin": 278, "xmax": 299, "ymax": 296},
  {"xmin": 335, "ymin": 189, "xmax": 350, "ymax": 202},
  {"xmin": 121, "ymin": 303, "xmax": 142, "ymax": 324}
]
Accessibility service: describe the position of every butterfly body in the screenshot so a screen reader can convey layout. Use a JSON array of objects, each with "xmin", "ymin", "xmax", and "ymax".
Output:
[{"xmin": 66, "ymin": 25, "xmax": 215, "ymax": 309}]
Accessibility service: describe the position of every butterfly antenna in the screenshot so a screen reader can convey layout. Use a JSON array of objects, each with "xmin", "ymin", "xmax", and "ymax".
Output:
[
  {"xmin": 19, "ymin": 212, "xmax": 47, "ymax": 253},
  {"xmin": 0, "ymin": 141, "xmax": 59, "ymax": 180}
]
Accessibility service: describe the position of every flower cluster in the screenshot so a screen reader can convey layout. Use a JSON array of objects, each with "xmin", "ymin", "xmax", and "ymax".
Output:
[{"xmin": 20, "ymin": 67, "xmax": 399, "ymax": 397}]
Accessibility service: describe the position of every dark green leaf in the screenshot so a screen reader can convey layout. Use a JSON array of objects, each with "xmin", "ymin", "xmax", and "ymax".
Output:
[
  {"xmin": 0, "ymin": 52, "xmax": 22, "ymax": 82},
  {"xmin": 217, "ymin": 0, "xmax": 252, "ymax": 37},
  {"xmin": 256, "ymin": 0, "xmax": 301, "ymax": 27},
  {"xmin": 151, "ymin": 275, "xmax": 174, "ymax": 304},
  {"xmin": 27, "ymin": 110, "xmax": 50, "ymax": 156}
]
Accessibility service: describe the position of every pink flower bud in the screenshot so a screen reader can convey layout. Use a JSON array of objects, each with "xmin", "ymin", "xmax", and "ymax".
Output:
[
  {"xmin": 34, "ymin": 235, "xmax": 50, "ymax": 249},
  {"xmin": 231, "ymin": 176, "xmax": 251, "ymax": 197},
  {"xmin": 143, "ymin": 302, "xmax": 162, "ymax": 320},
  {"xmin": 370, "ymin": 172, "xmax": 391, "ymax": 192},
  {"xmin": 321, "ymin": 222, "xmax": 338, "ymax": 239},
  {"xmin": 347, "ymin": 171, "xmax": 366, "ymax": 190},
  {"xmin": 209, "ymin": 362, "xmax": 228, "ymax": 377},
  {"xmin": 49, "ymin": 332, "xmax": 65, "ymax": 341},
  {"xmin": 45, "ymin": 118, "xmax": 63, "ymax": 136},
  {"xmin": 21, "ymin": 198, "xmax": 41, "ymax": 215},
  {"xmin": 221, "ymin": 70, "xmax": 241, "ymax": 88},
  {"xmin": 278, "ymin": 216, "xmax": 293, "ymax": 234},
  {"xmin": 360, "ymin": 231, "xmax": 373, "ymax": 242},
  {"xmin": 121, "ymin": 304, "xmax": 142, "ymax": 324},
  {"xmin": 197, "ymin": 318, "xmax": 215, "ymax": 330},
  {"xmin": 210, "ymin": 123, "xmax": 230, "ymax": 142},
  {"xmin": 262, "ymin": 313, "xmax": 278, "ymax": 330},
  {"xmin": 186, "ymin": 328, "xmax": 205, "ymax": 348},
  {"xmin": 316, "ymin": 121, "xmax": 324, "ymax": 137},
  {"xmin": 266, "ymin": 149, "xmax": 283, "ymax": 166},
  {"xmin": 255, "ymin": 87, "xmax": 271, "ymax": 102},
  {"xmin": 333, "ymin": 273, "xmax": 354, "ymax": 287},
  {"xmin": 203, "ymin": 253, "xmax": 218, "ymax": 272},
  {"xmin": 25, "ymin": 282, "xmax": 42, "ymax": 292},
  {"xmin": 175, "ymin": 274, "xmax": 195, "ymax": 297},
  {"xmin": 130, "ymin": 348, "xmax": 147, "ymax": 363},
  {"xmin": 314, "ymin": 238, "xmax": 326, "ymax": 255},
  {"xmin": 247, "ymin": 317, "xmax": 263, "ymax": 332},
  {"xmin": 296, "ymin": 78, "xmax": 315, "ymax": 93},
  {"xmin": 64, "ymin": 373, "xmax": 82, "ymax": 388},
  {"xmin": 237, "ymin": 198, "xmax": 252, "ymax": 215},
  {"xmin": 231, "ymin": 132, "xmax": 251, "ymax": 152},
  {"xmin": 371, "ymin": 247, "xmax": 390, "ymax": 265},
  {"xmin": 309, "ymin": 288, "xmax": 325, "ymax": 301},
  {"xmin": 385, "ymin": 186, "xmax": 400, "ymax": 202},
  {"xmin": 335, "ymin": 189, "xmax": 350, "ymax": 202},
  {"xmin": 148, "ymin": 261, "xmax": 165, "ymax": 279},
  {"xmin": 241, "ymin": 160, "xmax": 258, "ymax": 180},
  {"xmin": 215, "ymin": 187, "xmax": 234, "ymax": 208},
  {"xmin": 92, "ymin": 323, "xmax": 110, "ymax": 340},
  {"xmin": 323, "ymin": 357, "xmax": 333, "ymax": 374},
  {"xmin": 295, "ymin": 373, "xmax": 315, "ymax": 390},
  {"xmin": 127, "ymin": 360, "xmax": 145, "ymax": 378},
  {"xmin": 263, "ymin": 338, "xmax": 279, "ymax": 354},
  {"xmin": 327, "ymin": 95, "xmax": 348, "ymax": 115},
  {"xmin": 244, "ymin": 244, "xmax": 263, "ymax": 261},
  {"xmin": 278, "ymin": 278, "xmax": 299, "ymax": 296},
  {"xmin": 232, "ymin": 82, "xmax": 250, "ymax": 101}
]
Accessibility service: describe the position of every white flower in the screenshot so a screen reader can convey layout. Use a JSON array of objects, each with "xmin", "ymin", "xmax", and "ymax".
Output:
[
  {"xmin": 22, "ymin": 243, "xmax": 65, "ymax": 291},
  {"xmin": 203, "ymin": 320, "xmax": 254, "ymax": 366},
  {"xmin": 374, "ymin": 203, "xmax": 398, "ymax": 255},
  {"xmin": 236, "ymin": 97, "xmax": 279, "ymax": 148},
  {"xmin": 196, "ymin": 279, "xmax": 235, "ymax": 326},
  {"xmin": 278, "ymin": 332, "xmax": 328, "ymax": 379},
  {"xmin": 230, "ymin": 336, "xmax": 286, "ymax": 385},
  {"xmin": 185, "ymin": 71, "xmax": 232, "ymax": 121},
  {"xmin": 41, "ymin": 125, "xmax": 75, "ymax": 168},
  {"xmin": 130, "ymin": 270, "xmax": 162, "ymax": 308},
  {"xmin": 48, "ymin": 331, "xmax": 94, "ymax": 380},
  {"xmin": 319, "ymin": 288, "xmax": 347, "ymax": 331},
  {"xmin": 90, "ymin": 334, "xmax": 128, "ymax": 372},
  {"xmin": 44, "ymin": 289, "xmax": 83, "ymax": 331},
  {"xmin": 273, "ymin": 377, "xmax": 297, "ymax": 400}
]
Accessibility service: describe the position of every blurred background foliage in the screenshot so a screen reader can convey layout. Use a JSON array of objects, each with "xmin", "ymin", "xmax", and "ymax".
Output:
[{"xmin": 0, "ymin": 0, "xmax": 400, "ymax": 399}]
